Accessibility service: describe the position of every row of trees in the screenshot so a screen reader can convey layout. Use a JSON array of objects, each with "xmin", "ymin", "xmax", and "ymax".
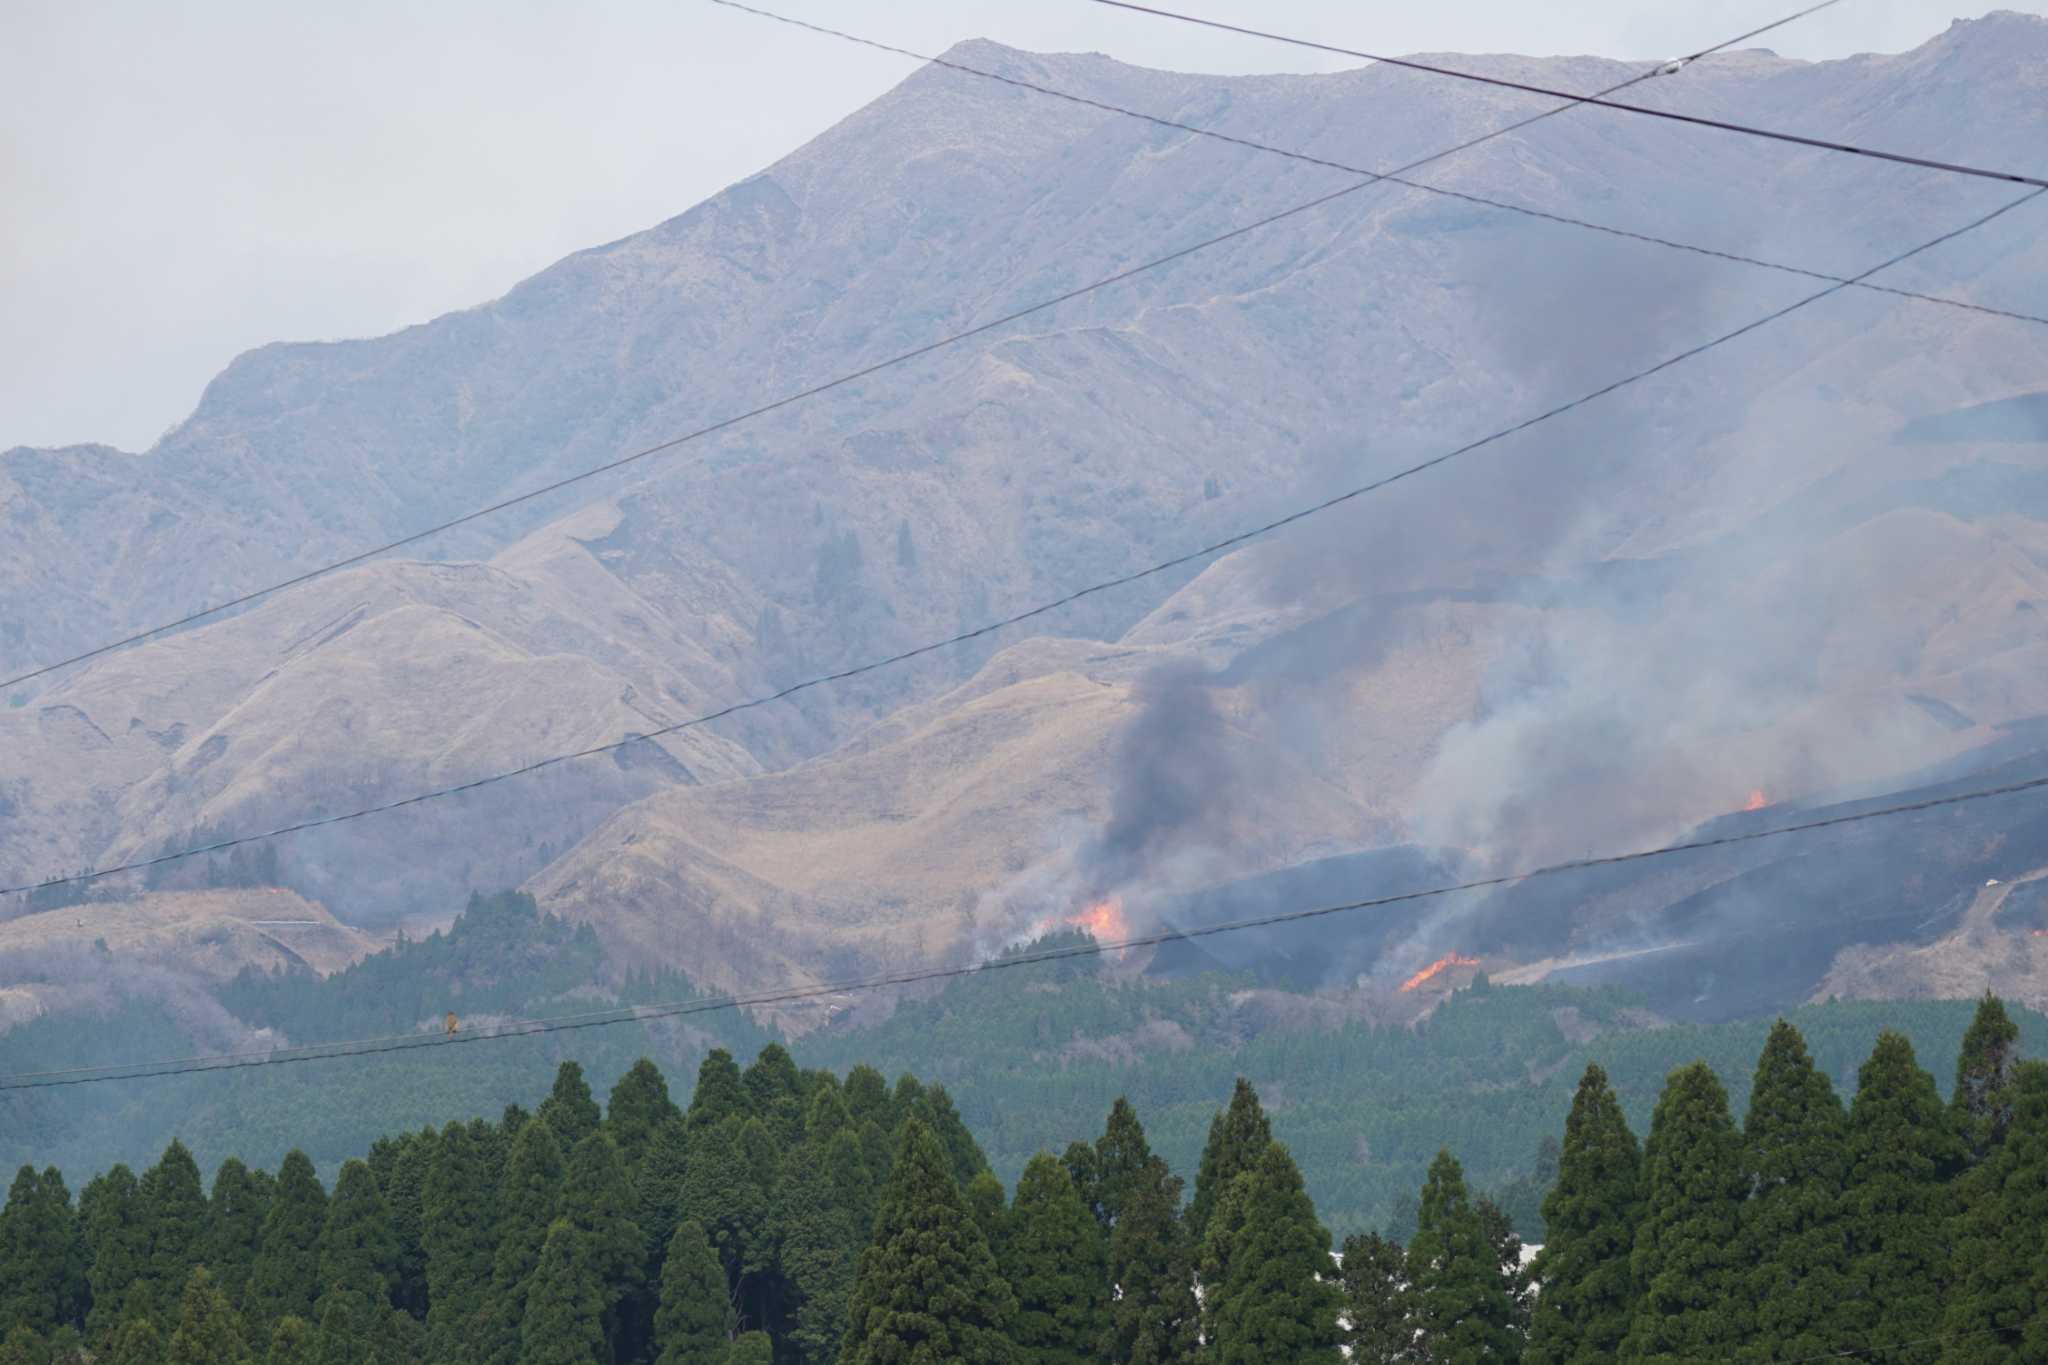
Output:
[
  {"xmin": 0, "ymin": 996, "xmax": 2042, "ymax": 1362},
  {"xmin": 1510, "ymin": 993, "xmax": 2045, "ymax": 1364}
]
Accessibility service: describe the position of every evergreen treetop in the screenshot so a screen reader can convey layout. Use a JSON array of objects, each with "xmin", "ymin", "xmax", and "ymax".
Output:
[
  {"xmin": 1405, "ymin": 1147, "xmax": 1519, "ymax": 1362},
  {"xmin": 205, "ymin": 1158, "xmax": 268, "ymax": 1313},
  {"xmin": 840, "ymin": 1120, "xmax": 1018, "ymax": 1365},
  {"xmin": 1841, "ymin": 1030, "xmax": 1956, "ymax": 1363},
  {"xmin": 1953, "ymin": 992, "xmax": 2021, "ymax": 1166},
  {"xmin": 1942, "ymin": 1060, "xmax": 2048, "ymax": 1364},
  {"xmin": 1187, "ymin": 1078, "xmax": 1272, "ymax": 1244},
  {"xmin": 1527, "ymin": 1062, "xmax": 1640, "ymax": 1365},
  {"xmin": 477, "ymin": 1114, "xmax": 566, "ymax": 1365},
  {"xmin": 243, "ymin": 1151, "xmax": 326, "ymax": 1336},
  {"xmin": 653, "ymin": 1220, "xmax": 732, "ymax": 1365},
  {"xmin": 1623, "ymin": 1061, "xmax": 1749, "ymax": 1361},
  {"xmin": 517, "ymin": 1219, "xmax": 608, "ymax": 1365},
  {"xmin": 421, "ymin": 1119, "xmax": 498, "ymax": 1363},
  {"xmin": 1198, "ymin": 1141, "xmax": 1342, "ymax": 1364},
  {"xmin": 687, "ymin": 1051, "xmax": 748, "ymax": 1132},
  {"xmin": 0, "ymin": 1164, "xmax": 83, "ymax": 1338},
  {"xmin": 538, "ymin": 1061, "xmax": 603, "ymax": 1150},
  {"xmin": 1337, "ymin": 1230, "xmax": 1408, "ymax": 1364},
  {"xmin": 314, "ymin": 1159, "xmax": 398, "ymax": 1307},
  {"xmin": 1002, "ymin": 1153, "xmax": 1110, "ymax": 1365},
  {"xmin": 1740, "ymin": 1019, "xmax": 1854, "ymax": 1360},
  {"xmin": 135, "ymin": 1140, "xmax": 208, "ymax": 1321},
  {"xmin": 607, "ymin": 1058, "xmax": 682, "ymax": 1172}
]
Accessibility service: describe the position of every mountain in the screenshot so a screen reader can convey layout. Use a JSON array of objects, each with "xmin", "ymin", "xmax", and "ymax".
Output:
[{"xmin": 3, "ymin": 15, "xmax": 2046, "ymax": 1002}]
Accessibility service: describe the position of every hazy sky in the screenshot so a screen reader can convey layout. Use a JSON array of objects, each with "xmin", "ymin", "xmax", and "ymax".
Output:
[{"xmin": 5, "ymin": 0, "xmax": 2039, "ymax": 451}]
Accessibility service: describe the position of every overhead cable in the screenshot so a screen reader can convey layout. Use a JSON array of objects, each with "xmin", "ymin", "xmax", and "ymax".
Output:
[
  {"xmin": 6, "ymin": 760, "xmax": 2046, "ymax": 1090},
  {"xmin": 4, "ymin": 183, "xmax": 2037, "ymax": 903},
  {"xmin": 1091, "ymin": 0, "xmax": 2048, "ymax": 189},
  {"xmin": 0, "ymin": 0, "xmax": 1831, "ymax": 693},
  {"xmin": 708, "ymin": 0, "xmax": 2045, "ymax": 330}
]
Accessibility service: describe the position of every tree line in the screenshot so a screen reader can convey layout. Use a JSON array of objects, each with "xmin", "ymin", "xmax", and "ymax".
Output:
[{"xmin": 0, "ymin": 996, "xmax": 2041, "ymax": 1362}]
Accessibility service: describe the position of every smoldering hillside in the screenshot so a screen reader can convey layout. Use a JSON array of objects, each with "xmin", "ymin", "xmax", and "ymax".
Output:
[{"xmin": 1043, "ymin": 160, "xmax": 2048, "ymax": 1016}]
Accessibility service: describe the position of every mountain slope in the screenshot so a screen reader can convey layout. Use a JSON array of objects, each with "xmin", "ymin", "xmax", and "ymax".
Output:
[{"xmin": 2, "ymin": 15, "xmax": 2046, "ymax": 992}]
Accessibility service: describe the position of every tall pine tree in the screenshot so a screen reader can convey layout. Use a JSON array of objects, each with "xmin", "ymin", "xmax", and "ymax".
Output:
[
  {"xmin": 675, "ymin": 1116, "xmax": 769, "ymax": 1325},
  {"xmin": 1187, "ymin": 1079, "xmax": 1272, "ymax": 1245},
  {"xmin": 1198, "ymin": 1141, "xmax": 1342, "ymax": 1364},
  {"xmin": 742, "ymin": 1045, "xmax": 804, "ymax": 1147},
  {"xmin": 477, "ymin": 1114, "xmax": 566, "ymax": 1365},
  {"xmin": 687, "ymin": 1051, "xmax": 748, "ymax": 1133},
  {"xmin": 1103, "ymin": 1149, "xmax": 1198, "ymax": 1363},
  {"xmin": 1621, "ymin": 1062, "xmax": 1748, "ymax": 1361},
  {"xmin": 1740, "ymin": 1019, "xmax": 1852, "ymax": 1360},
  {"xmin": 653, "ymin": 1220, "xmax": 731, "ymax": 1365},
  {"xmin": 1942, "ymin": 1059, "xmax": 2048, "ymax": 1364},
  {"xmin": 561, "ymin": 1132, "xmax": 648, "ymax": 1359},
  {"xmin": 1404, "ymin": 1148, "xmax": 1519, "ymax": 1362},
  {"xmin": 245, "ymin": 1151, "xmax": 326, "ymax": 1336},
  {"xmin": 423, "ymin": 1120, "xmax": 498, "ymax": 1362},
  {"xmin": 314, "ymin": 1160, "xmax": 398, "ymax": 1310},
  {"xmin": 1002, "ymin": 1154, "xmax": 1110, "ymax": 1365},
  {"xmin": 206, "ymin": 1159, "xmax": 269, "ymax": 1312},
  {"xmin": 1087, "ymin": 1096, "xmax": 1154, "ymax": 1232},
  {"xmin": 1527, "ymin": 1063, "xmax": 1640, "ymax": 1365},
  {"xmin": 841, "ymin": 1120, "xmax": 1018, "ymax": 1364},
  {"xmin": 608, "ymin": 1059, "xmax": 682, "ymax": 1174},
  {"xmin": 1953, "ymin": 992, "xmax": 2020, "ymax": 1167},
  {"xmin": 775, "ymin": 1122, "xmax": 873, "ymax": 1363},
  {"xmin": 1840, "ymin": 1031, "xmax": 1957, "ymax": 1364},
  {"xmin": 0, "ymin": 1165, "xmax": 84, "ymax": 1337},
  {"xmin": 82, "ymin": 1164, "xmax": 145, "ymax": 1347},
  {"xmin": 368, "ymin": 1131, "xmax": 429, "ymax": 1319},
  {"xmin": 539, "ymin": 1061, "xmax": 603, "ymax": 1150},
  {"xmin": 134, "ymin": 1140, "xmax": 208, "ymax": 1323},
  {"xmin": 518, "ymin": 1220, "xmax": 608, "ymax": 1365}
]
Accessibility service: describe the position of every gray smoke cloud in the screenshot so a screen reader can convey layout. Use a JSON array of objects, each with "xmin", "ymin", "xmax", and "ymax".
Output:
[
  {"xmin": 1076, "ymin": 204, "xmax": 2037, "ymax": 980},
  {"xmin": 0, "ymin": 944, "xmax": 279, "ymax": 1053},
  {"xmin": 1082, "ymin": 662, "xmax": 1262, "ymax": 892}
]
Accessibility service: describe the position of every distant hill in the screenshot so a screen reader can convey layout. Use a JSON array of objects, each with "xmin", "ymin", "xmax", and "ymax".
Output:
[{"xmin": 2, "ymin": 14, "xmax": 2046, "ymax": 1004}]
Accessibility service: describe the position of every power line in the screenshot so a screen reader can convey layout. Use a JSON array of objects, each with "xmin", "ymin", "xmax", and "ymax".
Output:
[
  {"xmin": 1092, "ymin": 0, "xmax": 2048, "ymax": 190},
  {"xmin": 708, "ymin": 0, "xmax": 2045, "ymax": 331},
  {"xmin": 7, "ymin": 760, "xmax": 2046, "ymax": 1091},
  {"xmin": 5, "ymin": 183, "xmax": 2037, "ymax": 903},
  {"xmin": 0, "ymin": 0, "xmax": 1828, "ymax": 695}
]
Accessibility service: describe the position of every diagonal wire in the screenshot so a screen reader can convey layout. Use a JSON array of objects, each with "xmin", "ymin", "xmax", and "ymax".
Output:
[
  {"xmin": 6, "ymin": 757, "xmax": 2047, "ymax": 1089},
  {"xmin": 1091, "ymin": 0, "xmax": 2048, "ymax": 189},
  {"xmin": 708, "ymin": 0, "xmax": 2045, "ymax": 330},
  {"xmin": 3, "ymin": 184, "xmax": 2040, "ymax": 902},
  {"xmin": 0, "ymin": 0, "xmax": 1829, "ymax": 694}
]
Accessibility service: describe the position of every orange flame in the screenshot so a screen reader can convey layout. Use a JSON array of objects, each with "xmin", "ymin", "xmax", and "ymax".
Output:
[
  {"xmin": 1743, "ymin": 789, "xmax": 1769, "ymax": 812},
  {"xmin": 1027, "ymin": 896, "xmax": 1131, "ymax": 956},
  {"xmin": 1398, "ymin": 952, "xmax": 1480, "ymax": 993},
  {"xmin": 1068, "ymin": 896, "xmax": 1130, "ymax": 944}
]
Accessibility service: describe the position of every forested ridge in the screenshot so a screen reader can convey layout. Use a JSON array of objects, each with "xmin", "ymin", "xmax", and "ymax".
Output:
[
  {"xmin": 3, "ymin": 895, "xmax": 2044, "ymax": 1246},
  {"xmin": 0, "ymin": 995, "xmax": 2043, "ymax": 1362}
]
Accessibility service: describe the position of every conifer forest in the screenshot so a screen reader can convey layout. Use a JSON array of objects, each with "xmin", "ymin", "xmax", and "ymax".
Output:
[{"xmin": 0, "ymin": 995, "xmax": 2040, "ymax": 1362}]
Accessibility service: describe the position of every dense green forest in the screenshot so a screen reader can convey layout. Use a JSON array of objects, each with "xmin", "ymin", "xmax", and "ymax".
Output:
[
  {"xmin": 1, "ymin": 894, "xmax": 2041, "ymax": 1243},
  {"xmin": 0, "ymin": 997, "xmax": 2043, "ymax": 1362}
]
